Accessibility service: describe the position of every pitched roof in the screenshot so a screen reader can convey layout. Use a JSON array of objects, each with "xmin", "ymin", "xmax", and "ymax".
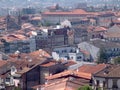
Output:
[
  {"xmin": 1, "ymin": 34, "xmax": 28, "ymax": 42},
  {"xmin": 78, "ymin": 64, "xmax": 107, "ymax": 74},
  {"xmin": 29, "ymin": 49, "xmax": 51, "ymax": 58},
  {"xmin": 41, "ymin": 62, "xmax": 56, "ymax": 67},
  {"xmin": 62, "ymin": 60, "xmax": 77, "ymax": 67},
  {"xmin": 42, "ymin": 9, "xmax": 89, "ymax": 15},
  {"xmin": 94, "ymin": 65, "xmax": 120, "ymax": 78},
  {"xmin": 93, "ymin": 26, "xmax": 107, "ymax": 32},
  {"xmin": 33, "ymin": 77, "xmax": 90, "ymax": 90},
  {"xmin": 46, "ymin": 70, "xmax": 91, "ymax": 80}
]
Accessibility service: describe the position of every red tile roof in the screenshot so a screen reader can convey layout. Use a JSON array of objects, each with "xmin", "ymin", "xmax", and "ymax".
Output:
[
  {"xmin": 33, "ymin": 77, "xmax": 90, "ymax": 90},
  {"xmin": 78, "ymin": 64, "xmax": 107, "ymax": 74},
  {"xmin": 29, "ymin": 49, "xmax": 51, "ymax": 58},
  {"xmin": 42, "ymin": 9, "xmax": 96, "ymax": 16},
  {"xmin": 60, "ymin": 60, "xmax": 77, "ymax": 67},
  {"xmin": 41, "ymin": 62, "xmax": 56, "ymax": 67},
  {"xmin": 94, "ymin": 65, "xmax": 120, "ymax": 78},
  {"xmin": 46, "ymin": 70, "xmax": 91, "ymax": 80}
]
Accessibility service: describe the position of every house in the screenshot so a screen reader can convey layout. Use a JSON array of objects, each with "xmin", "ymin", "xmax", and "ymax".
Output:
[
  {"xmin": 73, "ymin": 25, "xmax": 88, "ymax": 44},
  {"xmin": 52, "ymin": 46, "xmax": 85, "ymax": 62},
  {"xmin": 39, "ymin": 61, "xmax": 67, "ymax": 84},
  {"xmin": 97, "ymin": 12, "xmax": 115, "ymax": 27},
  {"xmin": 92, "ymin": 65, "xmax": 120, "ymax": 90},
  {"xmin": 6, "ymin": 15, "xmax": 21, "ymax": 31},
  {"xmin": 78, "ymin": 41, "xmax": 100, "ymax": 61},
  {"xmin": 0, "ymin": 49, "xmax": 76, "ymax": 90},
  {"xmin": 88, "ymin": 26, "xmax": 107, "ymax": 39},
  {"xmin": 104, "ymin": 25, "xmax": 120, "ymax": 43},
  {"xmin": 32, "ymin": 70, "xmax": 91, "ymax": 90},
  {"xmin": 35, "ymin": 26, "xmax": 72, "ymax": 49},
  {"xmin": 78, "ymin": 39, "xmax": 120, "ymax": 61},
  {"xmin": 0, "ymin": 60, "xmax": 14, "ymax": 90},
  {"xmin": 32, "ymin": 63, "xmax": 107, "ymax": 90},
  {"xmin": 1, "ymin": 34, "xmax": 36, "ymax": 54},
  {"xmin": 78, "ymin": 64, "xmax": 107, "ymax": 76},
  {"xmin": 2, "ymin": 61, "xmax": 46, "ymax": 90},
  {"xmin": 0, "ymin": 49, "xmax": 51, "ymax": 90}
]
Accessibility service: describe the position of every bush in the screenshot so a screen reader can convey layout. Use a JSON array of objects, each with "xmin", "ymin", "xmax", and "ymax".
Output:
[{"xmin": 78, "ymin": 85, "xmax": 92, "ymax": 90}]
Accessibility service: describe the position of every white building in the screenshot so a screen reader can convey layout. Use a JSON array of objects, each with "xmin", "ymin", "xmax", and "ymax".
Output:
[{"xmin": 52, "ymin": 46, "xmax": 84, "ymax": 62}]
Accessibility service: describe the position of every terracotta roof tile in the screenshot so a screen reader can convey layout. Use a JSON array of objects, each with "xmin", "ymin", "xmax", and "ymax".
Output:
[
  {"xmin": 29, "ymin": 49, "xmax": 51, "ymax": 58},
  {"xmin": 46, "ymin": 70, "xmax": 91, "ymax": 80},
  {"xmin": 42, "ymin": 9, "xmax": 95, "ymax": 16},
  {"xmin": 2, "ymin": 34, "xmax": 28, "ymax": 42},
  {"xmin": 41, "ymin": 62, "xmax": 56, "ymax": 67},
  {"xmin": 94, "ymin": 65, "xmax": 120, "ymax": 78},
  {"xmin": 78, "ymin": 64, "xmax": 107, "ymax": 74},
  {"xmin": 60, "ymin": 60, "xmax": 77, "ymax": 67},
  {"xmin": 33, "ymin": 77, "xmax": 89, "ymax": 90}
]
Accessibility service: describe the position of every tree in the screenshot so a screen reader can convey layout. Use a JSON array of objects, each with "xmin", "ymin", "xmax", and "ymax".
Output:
[
  {"xmin": 78, "ymin": 85, "xmax": 92, "ymax": 90},
  {"xmin": 98, "ymin": 49, "xmax": 108, "ymax": 64},
  {"xmin": 112, "ymin": 57, "xmax": 120, "ymax": 64}
]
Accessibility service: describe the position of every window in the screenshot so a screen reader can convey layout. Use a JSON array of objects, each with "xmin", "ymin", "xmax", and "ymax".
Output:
[
  {"xmin": 56, "ymin": 51, "xmax": 59, "ymax": 53},
  {"xmin": 112, "ymin": 79, "xmax": 118, "ymax": 88},
  {"xmin": 63, "ymin": 50, "xmax": 67, "ymax": 53},
  {"xmin": 6, "ymin": 78, "xmax": 10, "ymax": 82},
  {"xmin": 77, "ymin": 56, "xmax": 82, "ymax": 59}
]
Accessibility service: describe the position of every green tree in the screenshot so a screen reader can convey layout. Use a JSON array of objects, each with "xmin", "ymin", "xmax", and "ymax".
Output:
[
  {"xmin": 98, "ymin": 49, "xmax": 108, "ymax": 64},
  {"xmin": 112, "ymin": 57, "xmax": 120, "ymax": 64},
  {"xmin": 78, "ymin": 85, "xmax": 92, "ymax": 90}
]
